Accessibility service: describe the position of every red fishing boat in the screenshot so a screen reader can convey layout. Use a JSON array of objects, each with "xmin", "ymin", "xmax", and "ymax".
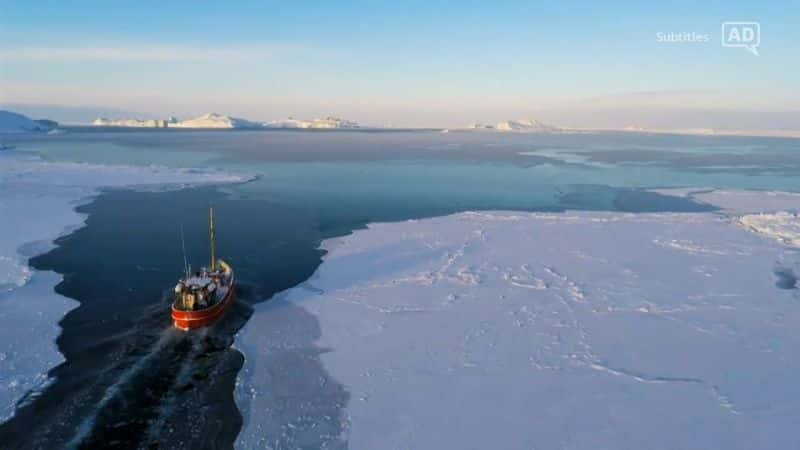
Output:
[{"xmin": 171, "ymin": 207, "xmax": 235, "ymax": 330}]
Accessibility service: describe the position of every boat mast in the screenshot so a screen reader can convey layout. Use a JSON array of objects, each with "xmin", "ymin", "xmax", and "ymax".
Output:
[
  {"xmin": 209, "ymin": 206, "xmax": 216, "ymax": 271},
  {"xmin": 180, "ymin": 224, "xmax": 189, "ymax": 279}
]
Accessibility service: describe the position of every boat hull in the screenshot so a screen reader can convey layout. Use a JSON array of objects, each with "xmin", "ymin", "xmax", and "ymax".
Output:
[{"xmin": 171, "ymin": 279, "xmax": 236, "ymax": 331}]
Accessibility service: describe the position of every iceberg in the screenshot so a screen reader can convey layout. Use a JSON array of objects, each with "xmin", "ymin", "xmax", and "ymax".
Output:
[
  {"xmin": 171, "ymin": 113, "xmax": 262, "ymax": 129},
  {"xmin": 236, "ymin": 191, "xmax": 800, "ymax": 449},
  {"xmin": 263, "ymin": 116, "xmax": 360, "ymax": 129},
  {"xmin": 261, "ymin": 117, "xmax": 311, "ymax": 129},
  {"xmin": 304, "ymin": 116, "xmax": 359, "ymax": 129},
  {"xmin": 92, "ymin": 117, "xmax": 171, "ymax": 128},
  {"xmin": 0, "ymin": 150, "xmax": 248, "ymax": 423},
  {"xmin": 89, "ymin": 113, "xmax": 361, "ymax": 130},
  {"xmin": 495, "ymin": 118, "xmax": 560, "ymax": 133}
]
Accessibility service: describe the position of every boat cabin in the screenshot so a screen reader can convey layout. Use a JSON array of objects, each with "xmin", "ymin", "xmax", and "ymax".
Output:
[{"xmin": 173, "ymin": 266, "xmax": 230, "ymax": 311}]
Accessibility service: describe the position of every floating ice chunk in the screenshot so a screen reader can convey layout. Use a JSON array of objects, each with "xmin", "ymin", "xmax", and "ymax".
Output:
[{"xmin": 0, "ymin": 256, "xmax": 32, "ymax": 293}]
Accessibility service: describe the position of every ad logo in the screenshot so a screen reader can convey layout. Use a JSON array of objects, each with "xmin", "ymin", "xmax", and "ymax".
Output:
[{"xmin": 722, "ymin": 22, "xmax": 760, "ymax": 56}]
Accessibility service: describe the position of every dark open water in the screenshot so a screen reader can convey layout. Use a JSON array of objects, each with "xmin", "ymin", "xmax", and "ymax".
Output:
[{"xmin": 0, "ymin": 129, "xmax": 798, "ymax": 449}]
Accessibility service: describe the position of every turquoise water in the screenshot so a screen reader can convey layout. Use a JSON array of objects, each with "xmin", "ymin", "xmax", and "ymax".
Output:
[
  {"xmin": 10, "ymin": 129, "xmax": 800, "ymax": 250},
  {"xmin": 10, "ymin": 129, "xmax": 800, "ymax": 210}
]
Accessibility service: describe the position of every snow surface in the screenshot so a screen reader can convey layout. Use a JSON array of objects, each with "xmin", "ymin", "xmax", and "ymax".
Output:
[
  {"xmin": 0, "ymin": 150, "xmax": 249, "ymax": 423},
  {"xmin": 236, "ymin": 192, "xmax": 800, "ymax": 449},
  {"xmin": 0, "ymin": 111, "xmax": 52, "ymax": 134}
]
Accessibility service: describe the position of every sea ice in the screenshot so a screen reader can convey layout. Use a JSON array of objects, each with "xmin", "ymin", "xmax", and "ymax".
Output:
[
  {"xmin": 653, "ymin": 188, "xmax": 800, "ymax": 214},
  {"xmin": 693, "ymin": 189, "xmax": 800, "ymax": 214},
  {"xmin": 236, "ymin": 192, "xmax": 800, "ymax": 450}
]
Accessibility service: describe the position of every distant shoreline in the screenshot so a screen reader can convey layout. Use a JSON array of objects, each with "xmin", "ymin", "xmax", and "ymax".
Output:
[{"xmin": 57, "ymin": 125, "xmax": 800, "ymax": 139}]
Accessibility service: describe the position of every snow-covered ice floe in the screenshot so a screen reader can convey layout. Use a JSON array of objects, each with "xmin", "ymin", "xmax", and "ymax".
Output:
[
  {"xmin": 236, "ymin": 190, "xmax": 800, "ymax": 450},
  {"xmin": 739, "ymin": 212, "xmax": 800, "ymax": 248},
  {"xmin": 0, "ymin": 150, "xmax": 249, "ymax": 423},
  {"xmin": 654, "ymin": 189, "xmax": 800, "ymax": 249},
  {"xmin": 695, "ymin": 190, "xmax": 800, "ymax": 248},
  {"xmin": 649, "ymin": 188, "xmax": 800, "ymax": 215}
]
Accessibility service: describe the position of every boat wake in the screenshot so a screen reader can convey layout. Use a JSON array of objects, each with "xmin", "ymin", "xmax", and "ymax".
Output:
[
  {"xmin": 65, "ymin": 327, "xmax": 180, "ymax": 449},
  {"xmin": 74, "ymin": 297, "xmax": 252, "ymax": 449},
  {"xmin": 0, "ymin": 291, "xmax": 253, "ymax": 450}
]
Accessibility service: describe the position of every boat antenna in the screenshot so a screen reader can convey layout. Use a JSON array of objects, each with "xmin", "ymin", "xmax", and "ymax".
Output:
[
  {"xmin": 209, "ymin": 206, "xmax": 216, "ymax": 271},
  {"xmin": 180, "ymin": 224, "xmax": 189, "ymax": 279}
]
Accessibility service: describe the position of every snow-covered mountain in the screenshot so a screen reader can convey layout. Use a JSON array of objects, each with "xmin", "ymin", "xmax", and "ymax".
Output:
[
  {"xmin": 495, "ymin": 119, "xmax": 560, "ymax": 133},
  {"xmin": 0, "ymin": 111, "xmax": 58, "ymax": 134},
  {"xmin": 171, "ymin": 113, "xmax": 262, "ymax": 129},
  {"xmin": 92, "ymin": 117, "xmax": 172, "ymax": 127},
  {"xmin": 264, "ymin": 116, "xmax": 360, "ymax": 129}
]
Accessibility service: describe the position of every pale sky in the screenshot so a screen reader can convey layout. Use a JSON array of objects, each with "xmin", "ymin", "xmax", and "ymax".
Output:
[{"xmin": 1, "ymin": 1, "xmax": 798, "ymax": 128}]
